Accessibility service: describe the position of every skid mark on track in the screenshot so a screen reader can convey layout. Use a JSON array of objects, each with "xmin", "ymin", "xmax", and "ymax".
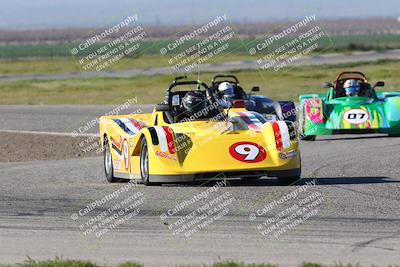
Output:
[{"xmin": 352, "ymin": 232, "xmax": 400, "ymax": 252}]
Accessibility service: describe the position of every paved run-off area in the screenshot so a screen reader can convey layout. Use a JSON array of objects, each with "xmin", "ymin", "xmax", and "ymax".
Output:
[{"xmin": 0, "ymin": 106, "xmax": 399, "ymax": 266}]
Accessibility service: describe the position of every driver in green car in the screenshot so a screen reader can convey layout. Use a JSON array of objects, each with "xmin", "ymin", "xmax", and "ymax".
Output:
[{"xmin": 343, "ymin": 79, "xmax": 361, "ymax": 97}]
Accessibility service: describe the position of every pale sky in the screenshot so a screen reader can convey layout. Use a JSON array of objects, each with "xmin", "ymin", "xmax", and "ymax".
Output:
[{"xmin": 0, "ymin": 0, "xmax": 399, "ymax": 29}]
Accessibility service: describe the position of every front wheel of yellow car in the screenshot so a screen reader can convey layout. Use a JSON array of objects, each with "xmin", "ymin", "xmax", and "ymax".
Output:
[
  {"xmin": 104, "ymin": 137, "xmax": 119, "ymax": 183},
  {"xmin": 140, "ymin": 138, "xmax": 150, "ymax": 185}
]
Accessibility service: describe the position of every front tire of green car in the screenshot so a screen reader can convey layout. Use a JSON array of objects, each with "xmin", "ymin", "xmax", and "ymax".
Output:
[{"xmin": 301, "ymin": 134, "xmax": 316, "ymax": 141}]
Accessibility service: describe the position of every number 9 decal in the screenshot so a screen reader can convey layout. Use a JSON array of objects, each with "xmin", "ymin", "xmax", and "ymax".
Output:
[{"xmin": 229, "ymin": 142, "xmax": 267, "ymax": 163}]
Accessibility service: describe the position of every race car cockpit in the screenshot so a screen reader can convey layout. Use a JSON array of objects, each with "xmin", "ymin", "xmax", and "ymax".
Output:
[
  {"xmin": 325, "ymin": 71, "xmax": 382, "ymax": 99},
  {"xmin": 159, "ymin": 78, "xmax": 225, "ymax": 124},
  {"xmin": 209, "ymin": 75, "xmax": 250, "ymax": 100}
]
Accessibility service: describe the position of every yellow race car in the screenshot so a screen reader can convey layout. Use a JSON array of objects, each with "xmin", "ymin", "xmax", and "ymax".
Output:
[{"xmin": 99, "ymin": 79, "xmax": 301, "ymax": 185}]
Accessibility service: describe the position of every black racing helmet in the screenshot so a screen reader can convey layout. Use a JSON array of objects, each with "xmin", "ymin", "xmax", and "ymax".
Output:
[{"xmin": 181, "ymin": 91, "xmax": 207, "ymax": 114}]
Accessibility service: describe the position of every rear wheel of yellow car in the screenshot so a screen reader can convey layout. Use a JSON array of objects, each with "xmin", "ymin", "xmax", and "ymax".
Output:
[
  {"xmin": 104, "ymin": 137, "xmax": 118, "ymax": 183},
  {"xmin": 140, "ymin": 138, "xmax": 150, "ymax": 185}
]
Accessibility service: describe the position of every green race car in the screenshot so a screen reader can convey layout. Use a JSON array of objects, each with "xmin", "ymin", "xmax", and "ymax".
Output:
[{"xmin": 299, "ymin": 71, "xmax": 400, "ymax": 140}]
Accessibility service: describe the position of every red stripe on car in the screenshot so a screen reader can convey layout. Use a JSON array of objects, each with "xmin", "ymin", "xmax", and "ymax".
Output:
[
  {"xmin": 162, "ymin": 126, "xmax": 176, "ymax": 154},
  {"xmin": 272, "ymin": 122, "xmax": 283, "ymax": 151},
  {"xmin": 129, "ymin": 118, "xmax": 142, "ymax": 131},
  {"xmin": 111, "ymin": 136, "xmax": 122, "ymax": 149}
]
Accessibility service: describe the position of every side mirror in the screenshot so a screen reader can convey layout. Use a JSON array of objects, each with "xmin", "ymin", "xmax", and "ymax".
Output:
[
  {"xmin": 171, "ymin": 95, "xmax": 180, "ymax": 106},
  {"xmin": 155, "ymin": 103, "xmax": 170, "ymax": 112},
  {"xmin": 375, "ymin": 81, "xmax": 385, "ymax": 87},
  {"xmin": 251, "ymin": 86, "xmax": 260, "ymax": 92},
  {"xmin": 322, "ymin": 82, "xmax": 333, "ymax": 88}
]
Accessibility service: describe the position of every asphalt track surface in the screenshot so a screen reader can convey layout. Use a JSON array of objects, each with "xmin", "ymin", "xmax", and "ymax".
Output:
[
  {"xmin": 1, "ymin": 106, "xmax": 400, "ymax": 266},
  {"xmin": 0, "ymin": 105, "xmax": 154, "ymax": 135},
  {"xmin": 1, "ymin": 50, "xmax": 400, "ymax": 81}
]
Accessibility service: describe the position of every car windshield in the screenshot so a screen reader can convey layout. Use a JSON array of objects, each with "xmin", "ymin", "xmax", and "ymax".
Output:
[{"xmin": 334, "ymin": 81, "xmax": 373, "ymax": 99}]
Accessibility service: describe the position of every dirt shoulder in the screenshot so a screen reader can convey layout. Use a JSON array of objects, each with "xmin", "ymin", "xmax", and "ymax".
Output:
[{"xmin": 0, "ymin": 132, "xmax": 100, "ymax": 162}]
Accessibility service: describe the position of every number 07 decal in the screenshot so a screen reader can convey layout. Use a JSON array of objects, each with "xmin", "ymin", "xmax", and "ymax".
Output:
[
  {"xmin": 229, "ymin": 142, "xmax": 267, "ymax": 163},
  {"xmin": 343, "ymin": 109, "xmax": 369, "ymax": 124}
]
